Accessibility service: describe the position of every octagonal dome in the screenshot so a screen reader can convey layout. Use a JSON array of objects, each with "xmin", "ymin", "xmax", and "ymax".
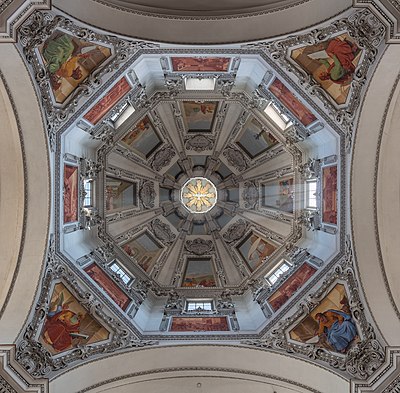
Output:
[{"xmin": 10, "ymin": 5, "xmax": 390, "ymax": 383}]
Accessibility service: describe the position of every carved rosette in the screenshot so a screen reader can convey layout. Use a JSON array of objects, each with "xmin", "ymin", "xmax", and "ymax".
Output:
[{"xmin": 185, "ymin": 238, "xmax": 215, "ymax": 255}]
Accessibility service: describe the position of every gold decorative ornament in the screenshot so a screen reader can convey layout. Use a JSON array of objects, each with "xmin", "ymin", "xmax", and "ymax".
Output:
[{"xmin": 181, "ymin": 177, "xmax": 217, "ymax": 214}]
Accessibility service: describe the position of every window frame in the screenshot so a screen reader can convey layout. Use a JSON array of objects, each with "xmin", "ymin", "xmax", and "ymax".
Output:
[
  {"xmin": 265, "ymin": 260, "xmax": 292, "ymax": 286},
  {"xmin": 109, "ymin": 261, "xmax": 132, "ymax": 285},
  {"xmin": 83, "ymin": 178, "xmax": 94, "ymax": 208},
  {"xmin": 305, "ymin": 178, "xmax": 318, "ymax": 210},
  {"xmin": 185, "ymin": 299, "xmax": 214, "ymax": 312}
]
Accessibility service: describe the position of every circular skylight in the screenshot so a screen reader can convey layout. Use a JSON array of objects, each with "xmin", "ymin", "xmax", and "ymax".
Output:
[{"xmin": 180, "ymin": 177, "xmax": 217, "ymax": 214}]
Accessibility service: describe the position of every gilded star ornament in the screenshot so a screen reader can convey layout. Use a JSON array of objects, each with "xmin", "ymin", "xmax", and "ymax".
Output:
[{"xmin": 181, "ymin": 177, "xmax": 217, "ymax": 214}]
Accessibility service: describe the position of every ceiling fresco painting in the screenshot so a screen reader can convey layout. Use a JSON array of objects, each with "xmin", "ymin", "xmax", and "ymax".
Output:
[
  {"xmin": 39, "ymin": 30, "xmax": 112, "ymax": 104},
  {"xmin": 290, "ymin": 34, "xmax": 361, "ymax": 105},
  {"xmin": 171, "ymin": 57, "xmax": 231, "ymax": 72},
  {"xmin": 9, "ymin": 4, "xmax": 395, "ymax": 389},
  {"xmin": 40, "ymin": 283, "xmax": 110, "ymax": 355}
]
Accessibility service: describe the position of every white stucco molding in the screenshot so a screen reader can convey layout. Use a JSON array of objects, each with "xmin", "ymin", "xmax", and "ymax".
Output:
[
  {"xmin": 0, "ymin": 345, "xmax": 48, "ymax": 392},
  {"xmin": 53, "ymin": 0, "xmax": 351, "ymax": 44},
  {"xmin": 353, "ymin": 0, "xmax": 400, "ymax": 43},
  {"xmin": 0, "ymin": 0, "xmax": 51, "ymax": 43},
  {"xmin": 352, "ymin": 347, "xmax": 400, "ymax": 392}
]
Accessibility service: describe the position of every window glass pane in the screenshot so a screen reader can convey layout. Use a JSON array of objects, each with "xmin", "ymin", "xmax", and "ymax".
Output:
[
  {"xmin": 306, "ymin": 180, "xmax": 317, "ymax": 208},
  {"xmin": 110, "ymin": 261, "xmax": 131, "ymax": 284},
  {"xmin": 187, "ymin": 301, "xmax": 213, "ymax": 311},
  {"xmin": 84, "ymin": 179, "xmax": 92, "ymax": 207},
  {"xmin": 266, "ymin": 261, "xmax": 291, "ymax": 285}
]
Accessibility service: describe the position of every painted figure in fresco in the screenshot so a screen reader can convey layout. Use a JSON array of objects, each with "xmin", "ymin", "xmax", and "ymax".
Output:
[
  {"xmin": 314, "ymin": 309, "xmax": 357, "ymax": 353},
  {"xmin": 317, "ymin": 38, "xmax": 359, "ymax": 84},
  {"xmin": 42, "ymin": 292, "xmax": 87, "ymax": 353},
  {"xmin": 43, "ymin": 34, "xmax": 96, "ymax": 90}
]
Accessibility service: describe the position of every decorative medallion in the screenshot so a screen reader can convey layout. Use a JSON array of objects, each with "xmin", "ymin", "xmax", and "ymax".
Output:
[
  {"xmin": 185, "ymin": 135, "xmax": 214, "ymax": 151},
  {"xmin": 242, "ymin": 181, "xmax": 259, "ymax": 209},
  {"xmin": 185, "ymin": 238, "xmax": 215, "ymax": 255},
  {"xmin": 180, "ymin": 177, "xmax": 217, "ymax": 214}
]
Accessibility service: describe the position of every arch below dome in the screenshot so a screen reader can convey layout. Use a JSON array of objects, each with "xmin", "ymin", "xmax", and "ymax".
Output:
[
  {"xmin": 49, "ymin": 345, "xmax": 348, "ymax": 392},
  {"xmin": 53, "ymin": 0, "xmax": 351, "ymax": 44},
  {"xmin": 352, "ymin": 44, "xmax": 400, "ymax": 345},
  {"xmin": 0, "ymin": 44, "xmax": 50, "ymax": 342}
]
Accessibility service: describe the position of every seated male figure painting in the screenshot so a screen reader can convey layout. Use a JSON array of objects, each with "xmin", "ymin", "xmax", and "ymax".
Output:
[
  {"xmin": 289, "ymin": 284, "xmax": 358, "ymax": 354},
  {"xmin": 314, "ymin": 309, "xmax": 357, "ymax": 353}
]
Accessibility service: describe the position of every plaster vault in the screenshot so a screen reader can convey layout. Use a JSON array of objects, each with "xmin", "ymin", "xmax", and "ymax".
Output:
[{"xmin": 0, "ymin": 1, "xmax": 399, "ymax": 392}]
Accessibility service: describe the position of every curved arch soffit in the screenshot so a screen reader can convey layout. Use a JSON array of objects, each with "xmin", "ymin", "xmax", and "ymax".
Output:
[
  {"xmin": 351, "ymin": 43, "xmax": 400, "ymax": 346},
  {"xmin": 0, "ymin": 44, "xmax": 50, "ymax": 343},
  {"xmin": 50, "ymin": 345, "xmax": 349, "ymax": 393},
  {"xmin": 53, "ymin": 0, "xmax": 351, "ymax": 44}
]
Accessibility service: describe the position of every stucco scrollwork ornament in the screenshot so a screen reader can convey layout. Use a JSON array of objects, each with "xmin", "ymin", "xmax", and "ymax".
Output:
[
  {"xmin": 297, "ymin": 158, "xmax": 320, "ymax": 180},
  {"xmin": 95, "ymin": 242, "xmax": 115, "ymax": 261},
  {"xmin": 185, "ymin": 238, "xmax": 214, "ymax": 255},
  {"xmin": 296, "ymin": 209, "xmax": 321, "ymax": 231},
  {"xmin": 164, "ymin": 77, "xmax": 184, "ymax": 97},
  {"xmin": 151, "ymin": 219, "xmax": 176, "ymax": 245},
  {"xmin": 81, "ymin": 207, "xmax": 102, "ymax": 230},
  {"xmin": 223, "ymin": 219, "xmax": 247, "ymax": 243},
  {"xmin": 185, "ymin": 135, "xmax": 214, "ymax": 152},
  {"xmin": 223, "ymin": 146, "xmax": 248, "ymax": 172},
  {"xmin": 216, "ymin": 291, "xmax": 235, "ymax": 311},
  {"xmin": 283, "ymin": 125, "xmax": 306, "ymax": 145},
  {"xmin": 151, "ymin": 145, "xmax": 176, "ymax": 171},
  {"xmin": 346, "ymin": 335, "xmax": 385, "ymax": 380},
  {"xmin": 139, "ymin": 180, "xmax": 155, "ymax": 209},
  {"xmin": 242, "ymin": 181, "xmax": 259, "ymax": 209},
  {"xmin": 165, "ymin": 290, "xmax": 184, "ymax": 312},
  {"xmin": 0, "ymin": 377, "xmax": 17, "ymax": 393},
  {"xmin": 81, "ymin": 158, "xmax": 102, "ymax": 179},
  {"xmin": 91, "ymin": 123, "xmax": 115, "ymax": 144},
  {"xmin": 216, "ymin": 77, "xmax": 235, "ymax": 97}
]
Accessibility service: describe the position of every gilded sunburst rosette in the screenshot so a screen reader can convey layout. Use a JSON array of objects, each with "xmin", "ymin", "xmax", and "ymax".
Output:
[{"xmin": 181, "ymin": 177, "xmax": 217, "ymax": 214}]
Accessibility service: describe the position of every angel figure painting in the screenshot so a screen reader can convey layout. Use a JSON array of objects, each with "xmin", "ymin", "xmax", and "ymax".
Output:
[
  {"xmin": 289, "ymin": 284, "xmax": 358, "ymax": 354},
  {"xmin": 39, "ymin": 31, "xmax": 111, "ymax": 103},
  {"xmin": 290, "ymin": 33, "xmax": 361, "ymax": 105},
  {"xmin": 40, "ymin": 283, "xmax": 109, "ymax": 355}
]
